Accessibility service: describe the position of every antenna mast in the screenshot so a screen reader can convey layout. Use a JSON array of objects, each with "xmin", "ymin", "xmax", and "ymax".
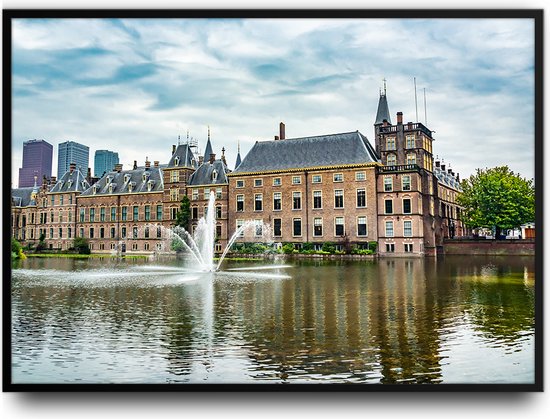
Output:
[
  {"xmin": 414, "ymin": 77, "xmax": 418, "ymax": 122},
  {"xmin": 423, "ymin": 88, "xmax": 428, "ymax": 126}
]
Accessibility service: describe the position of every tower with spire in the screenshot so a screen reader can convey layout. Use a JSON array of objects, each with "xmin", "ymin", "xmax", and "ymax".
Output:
[
  {"xmin": 235, "ymin": 140, "xmax": 242, "ymax": 169},
  {"xmin": 203, "ymin": 126, "xmax": 213, "ymax": 163}
]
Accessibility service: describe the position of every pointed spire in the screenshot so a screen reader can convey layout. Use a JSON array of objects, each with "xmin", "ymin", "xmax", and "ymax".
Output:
[
  {"xmin": 375, "ymin": 79, "xmax": 392, "ymax": 125},
  {"xmin": 203, "ymin": 126, "xmax": 213, "ymax": 162},
  {"xmin": 235, "ymin": 140, "xmax": 242, "ymax": 169}
]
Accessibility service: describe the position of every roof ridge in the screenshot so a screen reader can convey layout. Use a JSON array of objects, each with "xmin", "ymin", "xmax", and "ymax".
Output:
[{"xmin": 280, "ymin": 131, "xmax": 361, "ymax": 142}]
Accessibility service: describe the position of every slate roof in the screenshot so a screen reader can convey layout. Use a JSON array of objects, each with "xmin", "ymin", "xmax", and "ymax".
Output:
[
  {"xmin": 435, "ymin": 166, "xmax": 462, "ymax": 191},
  {"xmin": 231, "ymin": 131, "xmax": 380, "ymax": 174},
  {"xmin": 80, "ymin": 166, "xmax": 164, "ymax": 196},
  {"xmin": 167, "ymin": 144, "xmax": 196, "ymax": 168},
  {"xmin": 49, "ymin": 167, "xmax": 90, "ymax": 193},
  {"xmin": 375, "ymin": 93, "xmax": 392, "ymax": 125},
  {"xmin": 188, "ymin": 159, "xmax": 229, "ymax": 186},
  {"xmin": 203, "ymin": 138, "xmax": 213, "ymax": 161},
  {"xmin": 12, "ymin": 187, "xmax": 36, "ymax": 207},
  {"xmin": 235, "ymin": 151, "xmax": 242, "ymax": 169}
]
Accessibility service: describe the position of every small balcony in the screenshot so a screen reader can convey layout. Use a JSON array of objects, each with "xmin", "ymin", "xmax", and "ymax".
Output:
[{"xmin": 378, "ymin": 164, "xmax": 421, "ymax": 173}]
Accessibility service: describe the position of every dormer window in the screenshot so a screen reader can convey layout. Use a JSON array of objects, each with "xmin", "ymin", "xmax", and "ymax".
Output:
[
  {"xmin": 58, "ymin": 181, "xmax": 64, "ymax": 189},
  {"xmin": 67, "ymin": 180, "xmax": 73, "ymax": 188},
  {"xmin": 108, "ymin": 183, "xmax": 117, "ymax": 194},
  {"xmin": 147, "ymin": 180, "xmax": 155, "ymax": 192},
  {"xmin": 81, "ymin": 180, "xmax": 87, "ymax": 189},
  {"xmin": 128, "ymin": 181, "xmax": 136, "ymax": 193},
  {"xmin": 124, "ymin": 174, "xmax": 131, "ymax": 183},
  {"xmin": 142, "ymin": 172, "xmax": 150, "ymax": 182},
  {"xmin": 92, "ymin": 185, "xmax": 98, "ymax": 195},
  {"xmin": 174, "ymin": 156, "xmax": 180, "ymax": 166},
  {"xmin": 211, "ymin": 169, "xmax": 218, "ymax": 182},
  {"xmin": 106, "ymin": 175, "xmax": 113, "ymax": 184}
]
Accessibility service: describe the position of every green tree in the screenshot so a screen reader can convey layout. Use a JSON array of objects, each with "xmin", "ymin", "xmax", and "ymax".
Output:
[
  {"xmin": 457, "ymin": 166, "xmax": 535, "ymax": 238},
  {"xmin": 174, "ymin": 195, "xmax": 191, "ymax": 231},
  {"xmin": 11, "ymin": 238, "xmax": 26, "ymax": 260},
  {"xmin": 73, "ymin": 237, "xmax": 91, "ymax": 254}
]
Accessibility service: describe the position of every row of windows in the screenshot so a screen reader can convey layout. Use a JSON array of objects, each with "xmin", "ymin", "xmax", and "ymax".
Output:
[
  {"xmin": 384, "ymin": 220, "xmax": 414, "ymax": 237},
  {"xmin": 47, "ymin": 195, "xmax": 74, "ymax": 206},
  {"xmin": 236, "ymin": 217, "xmax": 369, "ymax": 238},
  {"xmin": 78, "ymin": 225, "xmax": 164, "ymax": 240},
  {"xmin": 385, "ymin": 135, "xmax": 418, "ymax": 151},
  {"xmin": 236, "ymin": 189, "xmax": 368, "ymax": 212},
  {"xmin": 235, "ymin": 171, "xmax": 367, "ymax": 189},
  {"xmin": 383, "ymin": 175, "xmax": 412, "ymax": 192},
  {"xmin": 191, "ymin": 206, "xmax": 223, "ymax": 220},
  {"xmin": 386, "ymin": 153, "xmax": 417, "ymax": 166},
  {"xmin": 384, "ymin": 198, "xmax": 413, "ymax": 215},
  {"xmin": 79, "ymin": 205, "xmax": 163, "ymax": 222},
  {"xmin": 385, "ymin": 243, "xmax": 415, "ymax": 253},
  {"xmin": 191, "ymin": 187, "xmax": 224, "ymax": 201}
]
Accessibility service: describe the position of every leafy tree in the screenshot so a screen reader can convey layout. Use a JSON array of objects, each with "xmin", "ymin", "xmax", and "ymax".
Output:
[
  {"xmin": 174, "ymin": 195, "xmax": 191, "ymax": 231},
  {"xmin": 457, "ymin": 166, "xmax": 535, "ymax": 238},
  {"xmin": 11, "ymin": 238, "xmax": 26, "ymax": 260},
  {"xmin": 73, "ymin": 237, "xmax": 91, "ymax": 254}
]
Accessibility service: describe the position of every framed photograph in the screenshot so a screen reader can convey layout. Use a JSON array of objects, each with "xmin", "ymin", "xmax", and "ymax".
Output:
[{"xmin": 3, "ymin": 9, "xmax": 542, "ymax": 391}]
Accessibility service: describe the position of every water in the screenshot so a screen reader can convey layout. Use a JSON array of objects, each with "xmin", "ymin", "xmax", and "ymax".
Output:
[{"xmin": 10, "ymin": 255, "xmax": 535, "ymax": 384}]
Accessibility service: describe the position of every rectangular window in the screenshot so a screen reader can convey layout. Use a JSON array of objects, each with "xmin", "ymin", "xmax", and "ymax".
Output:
[
  {"xmin": 273, "ymin": 177, "xmax": 281, "ymax": 186},
  {"xmin": 58, "ymin": 228, "xmax": 63, "ymax": 239},
  {"xmin": 404, "ymin": 243, "xmax": 414, "ymax": 253},
  {"xmin": 407, "ymin": 154, "xmax": 416, "ymax": 165},
  {"xmin": 273, "ymin": 218, "xmax": 282, "ymax": 237},
  {"xmin": 51, "ymin": 196, "xmax": 55, "ymax": 206},
  {"xmin": 292, "ymin": 176, "xmax": 301, "ymax": 185},
  {"xmin": 313, "ymin": 191, "xmax": 322, "ymax": 209},
  {"xmin": 90, "ymin": 208, "xmax": 95, "ymax": 222},
  {"xmin": 80, "ymin": 227, "xmax": 84, "ymax": 238},
  {"xmin": 59, "ymin": 211, "xmax": 63, "ymax": 223},
  {"xmin": 335, "ymin": 217, "xmax": 345, "ymax": 236},
  {"xmin": 273, "ymin": 192, "xmax": 282, "ymax": 211},
  {"xmin": 312, "ymin": 175, "xmax": 322, "ymax": 183},
  {"xmin": 204, "ymin": 188, "xmax": 211, "ymax": 200},
  {"xmin": 236, "ymin": 195, "xmax": 244, "ymax": 212},
  {"xmin": 254, "ymin": 179, "xmax": 263, "ymax": 187},
  {"xmin": 170, "ymin": 188, "xmax": 180, "ymax": 202},
  {"xmin": 50, "ymin": 212, "xmax": 54, "ymax": 222},
  {"xmin": 133, "ymin": 206, "xmax": 139, "ymax": 221},
  {"xmin": 170, "ymin": 170, "xmax": 179, "ymax": 182},
  {"xmin": 355, "ymin": 171, "xmax": 366, "ymax": 181},
  {"xmin": 157, "ymin": 226, "xmax": 162, "ymax": 238},
  {"xmin": 171, "ymin": 207, "xmax": 178, "ymax": 220},
  {"xmin": 356, "ymin": 189, "xmax": 366, "ymax": 208},
  {"xmin": 254, "ymin": 220, "xmax": 263, "ymax": 237},
  {"xmin": 293, "ymin": 218, "xmax": 302, "ymax": 236},
  {"xmin": 89, "ymin": 227, "xmax": 94, "ymax": 239},
  {"xmin": 111, "ymin": 227, "xmax": 116, "ymax": 239},
  {"xmin": 109, "ymin": 207, "xmax": 115, "ymax": 221},
  {"xmin": 385, "ymin": 221, "xmax": 394, "ymax": 237},
  {"xmin": 192, "ymin": 207, "xmax": 198, "ymax": 219},
  {"xmin": 216, "ymin": 206, "xmax": 222, "ymax": 219},
  {"xmin": 385, "ymin": 200, "xmax": 393, "ymax": 214},
  {"xmin": 60, "ymin": 195, "xmax": 64, "ymax": 205},
  {"xmin": 216, "ymin": 188, "xmax": 222, "ymax": 199},
  {"xmin": 144, "ymin": 227, "xmax": 150, "ymax": 239},
  {"xmin": 402, "ymin": 175, "xmax": 411, "ymax": 191},
  {"xmin": 192, "ymin": 189, "xmax": 198, "ymax": 201},
  {"xmin": 69, "ymin": 195, "xmax": 73, "ymax": 205},
  {"xmin": 406, "ymin": 135, "xmax": 415, "ymax": 149},
  {"xmin": 80, "ymin": 208, "xmax": 85, "ymax": 222},
  {"xmin": 254, "ymin": 194, "xmax": 263, "ymax": 211},
  {"xmin": 236, "ymin": 220, "xmax": 244, "ymax": 237},
  {"xmin": 133, "ymin": 227, "xmax": 138, "ymax": 239},
  {"xmin": 384, "ymin": 176, "xmax": 393, "ymax": 192},
  {"xmin": 68, "ymin": 228, "xmax": 72, "ymax": 239},
  {"xmin": 100, "ymin": 207, "xmax": 106, "ymax": 222},
  {"xmin": 403, "ymin": 199, "xmax": 412, "ymax": 214},
  {"xmin": 216, "ymin": 225, "xmax": 222, "ymax": 238},
  {"xmin": 145, "ymin": 205, "xmax": 151, "ymax": 221},
  {"xmin": 121, "ymin": 227, "xmax": 126, "ymax": 238},
  {"xmin": 293, "ymin": 192, "xmax": 301, "ymax": 210},
  {"xmin": 386, "ymin": 243, "xmax": 395, "ymax": 252},
  {"xmin": 122, "ymin": 206, "xmax": 128, "ymax": 221},
  {"xmin": 404, "ymin": 220, "xmax": 413, "ymax": 237},
  {"xmin": 334, "ymin": 190, "xmax": 344, "ymax": 208},
  {"xmin": 236, "ymin": 180, "xmax": 244, "ymax": 188},
  {"xmin": 313, "ymin": 218, "xmax": 323, "ymax": 237},
  {"xmin": 386, "ymin": 137, "xmax": 396, "ymax": 150},
  {"xmin": 157, "ymin": 205, "xmax": 163, "ymax": 221},
  {"xmin": 357, "ymin": 216, "xmax": 367, "ymax": 236},
  {"xmin": 100, "ymin": 227, "xmax": 105, "ymax": 239},
  {"xmin": 333, "ymin": 173, "xmax": 343, "ymax": 182}
]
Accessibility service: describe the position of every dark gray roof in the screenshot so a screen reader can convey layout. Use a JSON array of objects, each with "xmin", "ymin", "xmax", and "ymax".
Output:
[
  {"xmin": 375, "ymin": 93, "xmax": 392, "ymax": 125},
  {"xmin": 235, "ymin": 151, "xmax": 242, "ymax": 169},
  {"xmin": 80, "ymin": 166, "xmax": 164, "ymax": 196},
  {"xmin": 232, "ymin": 131, "xmax": 380, "ymax": 174},
  {"xmin": 435, "ymin": 167, "xmax": 462, "ymax": 192},
  {"xmin": 167, "ymin": 144, "xmax": 196, "ymax": 168},
  {"xmin": 188, "ymin": 159, "xmax": 229, "ymax": 186},
  {"xmin": 49, "ymin": 168, "xmax": 90, "ymax": 193},
  {"xmin": 203, "ymin": 138, "xmax": 213, "ymax": 161},
  {"xmin": 12, "ymin": 187, "xmax": 36, "ymax": 207}
]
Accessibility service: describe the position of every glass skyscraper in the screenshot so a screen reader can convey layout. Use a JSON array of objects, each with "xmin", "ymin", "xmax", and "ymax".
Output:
[
  {"xmin": 18, "ymin": 139, "xmax": 53, "ymax": 187},
  {"xmin": 57, "ymin": 141, "xmax": 89, "ymax": 179},
  {"xmin": 94, "ymin": 150, "xmax": 119, "ymax": 177}
]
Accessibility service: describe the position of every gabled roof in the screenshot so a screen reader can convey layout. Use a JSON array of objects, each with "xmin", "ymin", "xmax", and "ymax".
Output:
[
  {"xmin": 375, "ymin": 93, "xmax": 392, "ymax": 125},
  {"xmin": 80, "ymin": 166, "xmax": 164, "ymax": 196},
  {"xmin": 188, "ymin": 159, "xmax": 229, "ymax": 186},
  {"xmin": 232, "ymin": 131, "xmax": 380, "ymax": 174},
  {"xmin": 12, "ymin": 187, "xmax": 35, "ymax": 207},
  {"xmin": 49, "ymin": 167, "xmax": 90, "ymax": 193},
  {"xmin": 167, "ymin": 144, "xmax": 196, "ymax": 168}
]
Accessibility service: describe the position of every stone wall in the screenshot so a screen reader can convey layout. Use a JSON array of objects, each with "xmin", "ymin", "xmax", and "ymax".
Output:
[{"xmin": 443, "ymin": 239, "xmax": 535, "ymax": 256}]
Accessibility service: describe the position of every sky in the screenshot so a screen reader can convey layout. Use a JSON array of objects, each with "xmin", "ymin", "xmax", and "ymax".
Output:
[{"xmin": 9, "ymin": 16, "xmax": 536, "ymax": 187}]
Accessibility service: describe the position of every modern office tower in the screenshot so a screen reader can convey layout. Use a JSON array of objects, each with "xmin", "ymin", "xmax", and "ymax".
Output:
[
  {"xmin": 18, "ymin": 139, "xmax": 53, "ymax": 187},
  {"xmin": 57, "ymin": 141, "xmax": 89, "ymax": 179},
  {"xmin": 94, "ymin": 150, "xmax": 120, "ymax": 177}
]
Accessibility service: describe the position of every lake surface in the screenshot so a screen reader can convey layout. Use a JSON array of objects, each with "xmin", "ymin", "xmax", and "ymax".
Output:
[{"xmin": 10, "ymin": 255, "xmax": 535, "ymax": 385}]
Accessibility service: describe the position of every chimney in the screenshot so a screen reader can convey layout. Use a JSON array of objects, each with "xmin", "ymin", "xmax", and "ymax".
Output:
[
  {"xmin": 407, "ymin": 121, "xmax": 413, "ymax": 129},
  {"xmin": 145, "ymin": 158, "xmax": 151, "ymax": 169},
  {"xmin": 441, "ymin": 164, "xmax": 446, "ymax": 172},
  {"xmin": 87, "ymin": 168, "xmax": 91, "ymax": 178},
  {"xmin": 114, "ymin": 163, "xmax": 123, "ymax": 172},
  {"xmin": 69, "ymin": 162, "xmax": 76, "ymax": 173},
  {"xmin": 279, "ymin": 122, "xmax": 285, "ymax": 140},
  {"xmin": 133, "ymin": 160, "xmax": 137, "ymax": 170},
  {"xmin": 456, "ymin": 173, "xmax": 460, "ymax": 182},
  {"xmin": 435, "ymin": 160, "xmax": 440, "ymax": 168},
  {"xmin": 154, "ymin": 160, "xmax": 159, "ymax": 168},
  {"xmin": 50, "ymin": 176, "xmax": 57, "ymax": 185},
  {"xmin": 397, "ymin": 112, "xmax": 403, "ymax": 124},
  {"xmin": 172, "ymin": 144, "xmax": 176, "ymax": 154},
  {"xmin": 383, "ymin": 119, "xmax": 388, "ymax": 127},
  {"xmin": 451, "ymin": 171, "xmax": 455, "ymax": 177},
  {"xmin": 274, "ymin": 135, "xmax": 280, "ymax": 141},
  {"xmin": 209, "ymin": 153, "xmax": 216, "ymax": 164}
]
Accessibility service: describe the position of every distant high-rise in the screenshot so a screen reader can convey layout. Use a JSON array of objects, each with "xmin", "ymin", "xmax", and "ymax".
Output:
[
  {"xmin": 57, "ymin": 141, "xmax": 89, "ymax": 179},
  {"xmin": 18, "ymin": 139, "xmax": 53, "ymax": 187},
  {"xmin": 94, "ymin": 150, "xmax": 120, "ymax": 177}
]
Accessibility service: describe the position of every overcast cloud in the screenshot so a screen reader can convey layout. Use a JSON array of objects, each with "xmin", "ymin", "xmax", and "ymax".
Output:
[{"xmin": 10, "ymin": 17, "xmax": 535, "ymax": 187}]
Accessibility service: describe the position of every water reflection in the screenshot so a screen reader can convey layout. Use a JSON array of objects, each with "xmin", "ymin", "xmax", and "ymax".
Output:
[{"xmin": 11, "ymin": 255, "xmax": 534, "ymax": 384}]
